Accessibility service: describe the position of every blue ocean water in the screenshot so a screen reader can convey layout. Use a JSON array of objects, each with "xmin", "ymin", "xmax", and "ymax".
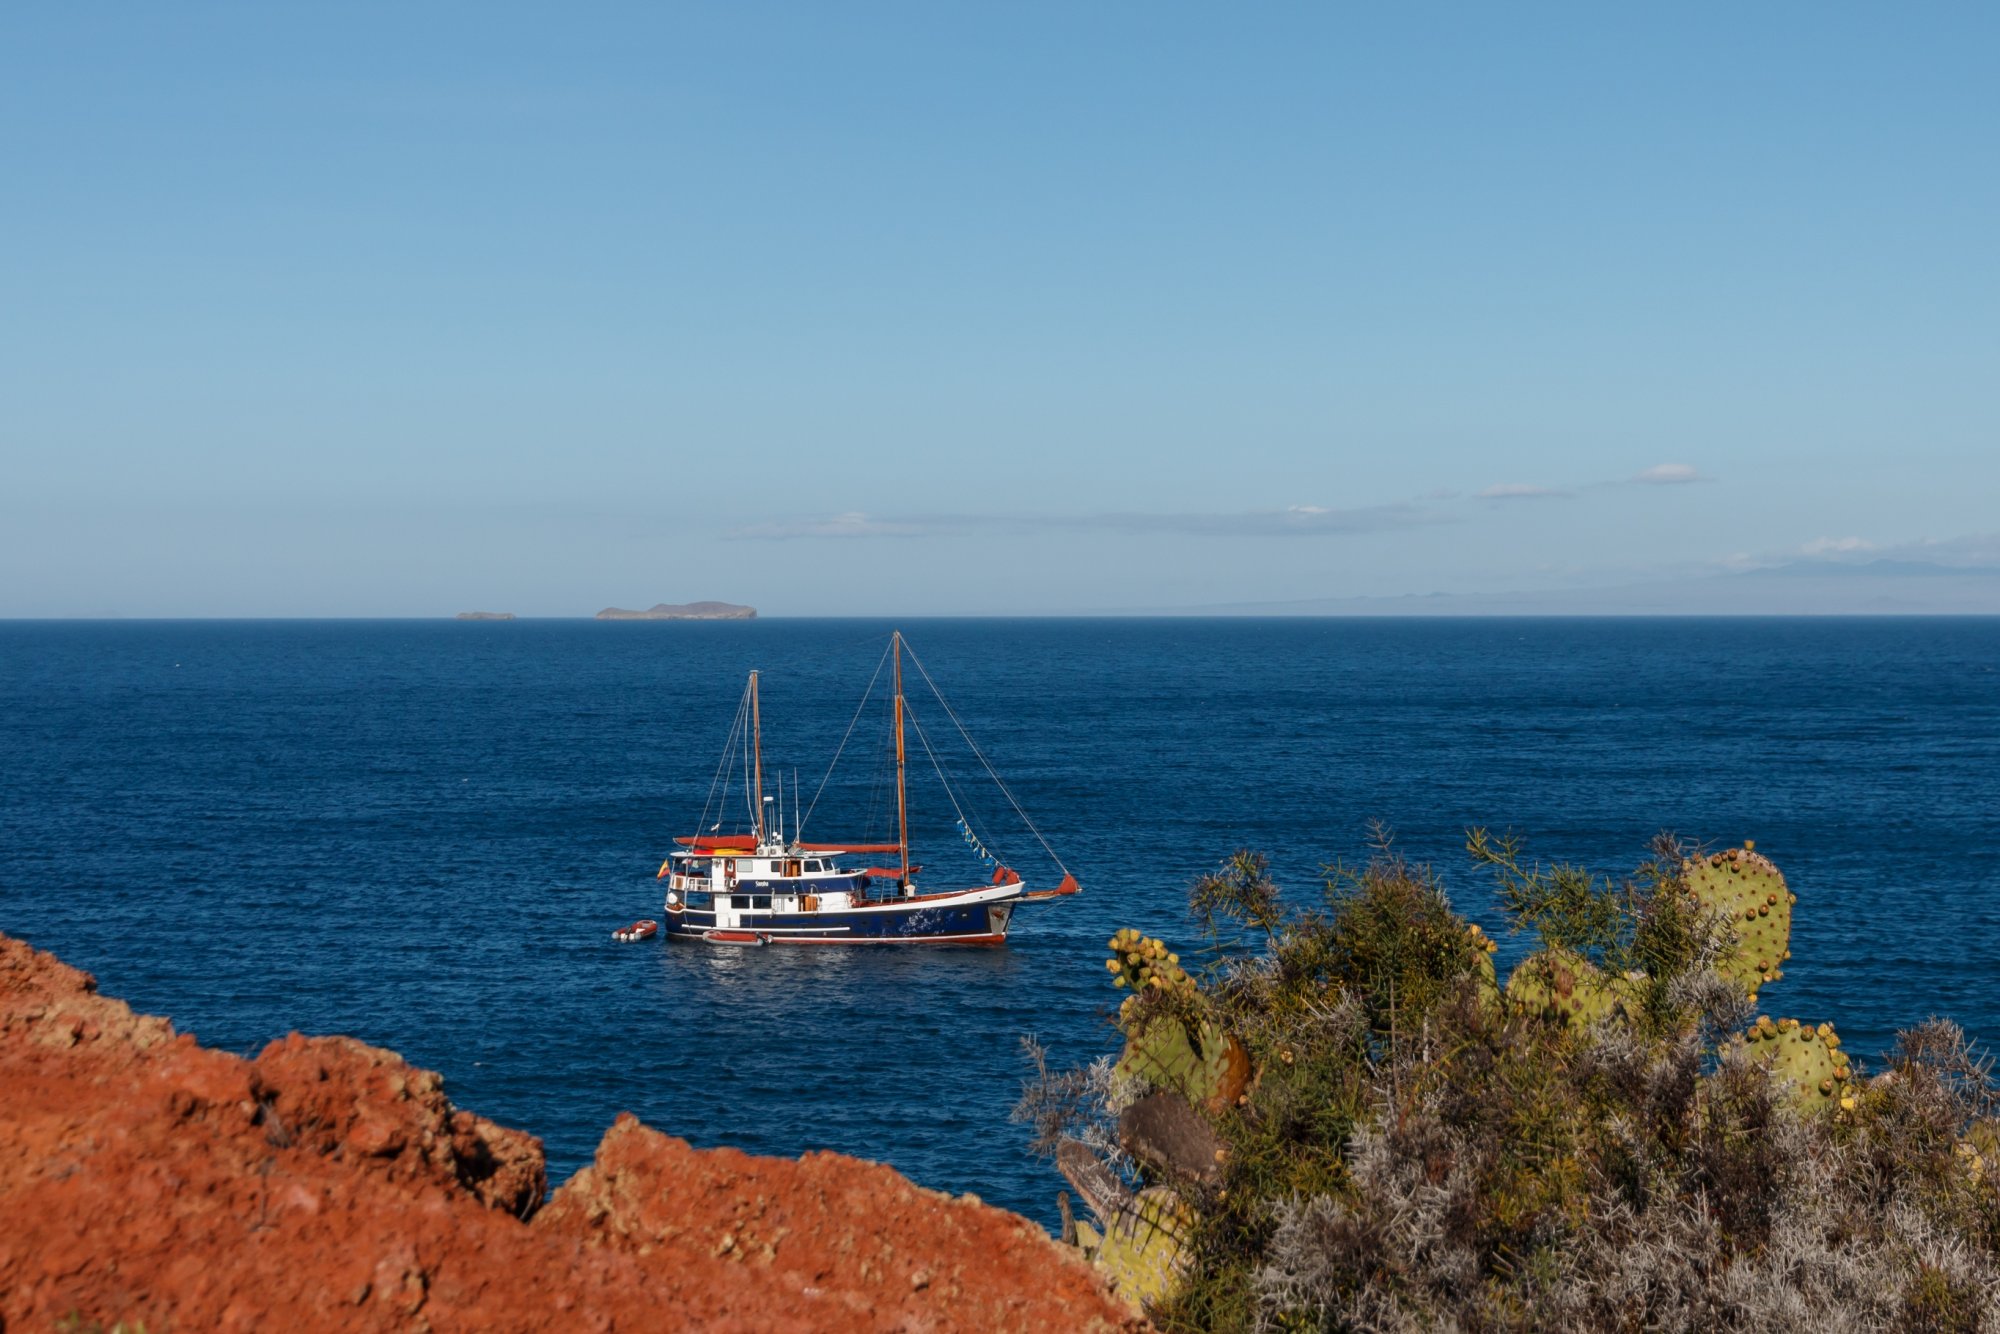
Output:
[{"xmin": 3, "ymin": 618, "xmax": 1997, "ymax": 1227}]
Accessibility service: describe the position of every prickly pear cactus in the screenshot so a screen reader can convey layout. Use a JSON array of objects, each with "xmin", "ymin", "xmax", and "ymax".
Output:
[
  {"xmin": 1467, "ymin": 922, "xmax": 1504, "ymax": 1015},
  {"xmin": 1507, "ymin": 947, "xmax": 1632, "ymax": 1027},
  {"xmin": 1741, "ymin": 1015, "xmax": 1854, "ymax": 1114},
  {"xmin": 1116, "ymin": 1013, "xmax": 1247, "ymax": 1110},
  {"xmin": 1073, "ymin": 1186, "xmax": 1192, "ymax": 1311},
  {"xmin": 1685, "ymin": 843, "xmax": 1793, "ymax": 1002},
  {"xmin": 1469, "ymin": 922, "xmax": 1499, "ymax": 985},
  {"xmin": 1107, "ymin": 927, "xmax": 1194, "ymax": 1000},
  {"xmin": 1959, "ymin": 1119, "xmax": 2000, "ymax": 1183},
  {"xmin": 1107, "ymin": 928, "xmax": 1249, "ymax": 1110}
]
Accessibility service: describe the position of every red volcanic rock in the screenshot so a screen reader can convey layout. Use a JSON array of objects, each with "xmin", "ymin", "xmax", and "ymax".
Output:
[
  {"xmin": 253, "ymin": 1031, "xmax": 547, "ymax": 1215},
  {"xmin": 0, "ymin": 934, "xmax": 1143, "ymax": 1332},
  {"xmin": 536, "ymin": 1113, "xmax": 1130, "ymax": 1329}
]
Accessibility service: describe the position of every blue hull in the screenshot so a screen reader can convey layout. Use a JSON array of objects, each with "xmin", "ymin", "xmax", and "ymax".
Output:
[{"xmin": 662, "ymin": 898, "xmax": 1007, "ymax": 944}]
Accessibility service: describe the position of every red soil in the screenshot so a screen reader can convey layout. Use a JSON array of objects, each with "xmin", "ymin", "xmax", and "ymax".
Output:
[{"xmin": 0, "ymin": 934, "xmax": 1144, "ymax": 1332}]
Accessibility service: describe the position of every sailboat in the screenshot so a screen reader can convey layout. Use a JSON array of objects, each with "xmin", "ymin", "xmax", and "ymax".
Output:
[{"xmin": 655, "ymin": 632, "xmax": 1079, "ymax": 945}]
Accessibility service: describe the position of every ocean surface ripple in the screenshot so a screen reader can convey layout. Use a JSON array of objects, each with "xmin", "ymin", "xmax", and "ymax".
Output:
[{"xmin": 3, "ymin": 617, "xmax": 1997, "ymax": 1226}]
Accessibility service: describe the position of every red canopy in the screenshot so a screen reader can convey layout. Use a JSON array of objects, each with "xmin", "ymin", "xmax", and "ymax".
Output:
[{"xmin": 675, "ymin": 837, "xmax": 904, "ymax": 854}]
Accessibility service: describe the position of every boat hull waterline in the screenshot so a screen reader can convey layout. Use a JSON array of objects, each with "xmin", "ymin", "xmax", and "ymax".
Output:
[{"xmin": 669, "ymin": 892, "xmax": 1021, "ymax": 946}]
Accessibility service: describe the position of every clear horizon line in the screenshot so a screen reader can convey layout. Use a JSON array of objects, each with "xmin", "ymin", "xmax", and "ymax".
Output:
[{"xmin": 7, "ymin": 611, "xmax": 2000, "ymax": 623}]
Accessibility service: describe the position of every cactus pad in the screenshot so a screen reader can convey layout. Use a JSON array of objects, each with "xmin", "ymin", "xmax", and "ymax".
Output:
[
  {"xmin": 1469, "ymin": 922, "xmax": 1499, "ymax": 983},
  {"xmin": 1684, "ymin": 845, "xmax": 1792, "ymax": 1001},
  {"xmin": 1107, "ymin": 927, "xmax": 1248, "ymax": 1110},
  {"xmin": 1957, "ymin": 1118, "xmax": 1999, "ymax": 1183},
  {"xmin": 1741, "ymin": 1015, "xmax": 1853, "ymax": 1115},
  {"xmin": 1074, "ymin": 1186, "xmax": 1192, "ymax": 1311},
  {"xmin": 1506, "ymin": 948, "xmax": 1633, "ymax": 1027},
  {"xmin": 1466, "ymin": 922, "xmax": 1505, "ymax": 1014},
  {"xmin": 1116, "ymin": 1014, "xmax": 1246, "ymax": 1111}
]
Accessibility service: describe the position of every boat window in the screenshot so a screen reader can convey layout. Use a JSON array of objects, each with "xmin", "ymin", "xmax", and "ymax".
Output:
[
  {"xmin": 729, "ymin": 895, "xmax": 748, "ymax": 910},
  {"xmin": 685, "ymin": 892, "xmax": 712, "ymax": 908},
  {"xmin": 751, "ymin": 895, "xmax": 771, "ymax": 911},
  {"xmin": 804, "ymin": 860, "xmax": 823, "ymax": 873}
]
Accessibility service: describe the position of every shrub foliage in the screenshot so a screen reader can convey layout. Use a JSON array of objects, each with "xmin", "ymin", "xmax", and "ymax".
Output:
[{"xmin": 1021, "ymin": 834, "xmax": 2000, "ymax": 1331}]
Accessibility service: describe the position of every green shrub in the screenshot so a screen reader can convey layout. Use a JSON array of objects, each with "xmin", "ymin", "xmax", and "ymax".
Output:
[{"xmin": 1023, "ymin": 834, "xmax": 2000, "ymax": 1330}]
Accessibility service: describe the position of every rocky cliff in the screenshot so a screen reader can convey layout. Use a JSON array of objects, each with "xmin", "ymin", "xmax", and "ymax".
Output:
[{"xmin": 0, "ymin": 933, "xmax": 1142, "ymax": 1332}]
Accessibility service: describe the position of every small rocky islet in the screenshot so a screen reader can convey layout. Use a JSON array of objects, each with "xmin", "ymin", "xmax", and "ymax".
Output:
[{"xmin": 596, "ymin": 601, "xmax": 757, "ymax": 620}]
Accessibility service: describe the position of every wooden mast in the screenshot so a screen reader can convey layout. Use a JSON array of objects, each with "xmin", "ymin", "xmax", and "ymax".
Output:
[
  {"xmin": 750, "ymin": 670, "xmax": 766, "ymax": 846},
  {"xmin": 893, "ymin": 632, "xmax": 909, "ymax": 883}
]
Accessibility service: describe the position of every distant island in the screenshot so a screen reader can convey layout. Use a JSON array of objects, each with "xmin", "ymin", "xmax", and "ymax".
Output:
[
  {"xmin": 455, "ymin": 611, "xmax": 516, "ymax": 621},
  {"xmin": 596, "ymin": 601, "xmax": 756, "ymax": 621}
]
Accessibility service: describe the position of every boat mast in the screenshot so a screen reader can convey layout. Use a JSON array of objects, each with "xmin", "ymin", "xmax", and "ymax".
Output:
[
  {"xmin": 750, "ymin": 670, "xmax": 766, "ymax": 846},
  {"xmin": 893, "ymin": 631, "xmax": 909, "ymax": 882}
]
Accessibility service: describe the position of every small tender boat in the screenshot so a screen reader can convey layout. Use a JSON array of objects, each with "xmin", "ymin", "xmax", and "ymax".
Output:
[
  {"xmin": 612, "ymin": 919, "xmax": 659, "ymax": 942},
  {"xmin": 657, "ymin": 631, "xmax": 1079, "ymax": 946}
]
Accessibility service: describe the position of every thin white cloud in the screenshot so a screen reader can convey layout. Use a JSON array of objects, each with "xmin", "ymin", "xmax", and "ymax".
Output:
[
  {"xmin": 727, "ymin": 503, "xmax": 1438, "ymax": 541},
  {"xmin": 1631, "ymin": 463, "xmax": 1706, "ymax": 485},
  {"xmin": 730, "ymin": 464, "xmax": 1731, "ymax": 544},
  {"xmin": 1893, "ymin": 533, "xmax": 2000, "ymax": 566},
  {"xmin": 729, "ymin": 511, "xmax": 932, "ymax": 540},
  {"xmin": 1714, "ymin": 532, "xmax": 2000, "ymax": 574},
  {"xmin": 1476, "ymin": 483, "xmax": 1570, "ymax": 500},
  {"xmin": 1798, "ymin": 536, "xmax": 1879, "ymax": 558},
  {"xmin": 1083, "ymin": 503, "xmax": 1434, "ymax": 537}
]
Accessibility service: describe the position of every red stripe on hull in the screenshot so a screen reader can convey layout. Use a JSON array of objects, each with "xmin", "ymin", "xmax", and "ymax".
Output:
[
  {"xmin": 774, "ymin": 933, "xmax": 1007, "ymax": 946},
  {"xmin": 671, "ymin": 931, "xmax": 1007, "ymax": 947}
]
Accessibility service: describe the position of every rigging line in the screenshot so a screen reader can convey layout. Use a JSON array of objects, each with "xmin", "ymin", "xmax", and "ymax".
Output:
[
  {"xmin": 902, "ymin": 641, "xmax": 1070, "ymax": 877},
  {"xmin": 862, "ymin": 707, "xmax": 893, "ymax": 842},
  {"xmin": 800, "ymin": 638, "xmax": 892, "ymax": 837},
  {"xmin": 695, "ymin": 682, "xmax": 750, "ymax": 838},
  {"xmin": 715, "ymin": 692, "xmax": 749, "ymax": 833},
  {"xmin": 904, "ymin": 702, "xmax": 978, "ymax": 844},
  {"xmin": 706, "ymin": 691, "xmax": 738, "ymax": 835}
]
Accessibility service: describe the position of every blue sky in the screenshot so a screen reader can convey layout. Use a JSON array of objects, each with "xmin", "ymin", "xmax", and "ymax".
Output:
[{"xmin": 3, "ymin": 3, "xmax": 1995, "ymax": 615}]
